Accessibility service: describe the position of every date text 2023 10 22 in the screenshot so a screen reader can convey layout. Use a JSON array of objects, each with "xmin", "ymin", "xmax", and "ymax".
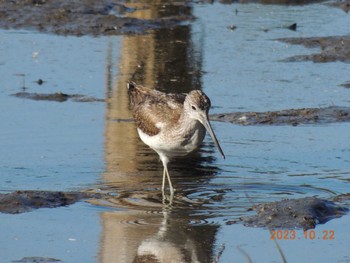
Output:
[{"xmin": 270, "ymin": 229, "xmax": 335, "ymax": 240}]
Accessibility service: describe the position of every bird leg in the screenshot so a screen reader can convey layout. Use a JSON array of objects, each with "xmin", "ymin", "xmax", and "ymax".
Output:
[
  {"xmin": 164, "ymin": 164, "xmax": 175, "ymax": 196},
  {"xmin": 162, "ymin": 167, "xmax": 166, "ymax": 195},
  {"xmin": 160, "ymin": 157, "xmax": 175, "ymax": 203},
  {"xmin": 162, "ymin": 167, "xmax": 174, "ymax": 205}
]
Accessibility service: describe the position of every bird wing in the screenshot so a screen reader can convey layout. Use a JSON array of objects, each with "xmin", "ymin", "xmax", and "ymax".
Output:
[{"xmin": 133, "ymin": 90, "xmax": 186, "ymax": 136}]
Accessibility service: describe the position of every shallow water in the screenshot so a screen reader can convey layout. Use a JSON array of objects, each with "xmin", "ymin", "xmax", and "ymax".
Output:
[{"xmin": 1, "ymin": 1, "xmax": 350, "ymax": 262}]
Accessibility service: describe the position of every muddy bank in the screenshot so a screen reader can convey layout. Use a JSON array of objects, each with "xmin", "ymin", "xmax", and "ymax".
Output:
[
  {"xmin": 0, "ymin": 190, "xmax": 103, "ymax": 214},
  {"xmin": 0, "ymin": 0, "xmax": 192, "ymax": 36},
  {"xmin": 240, "ymin": 197, "xmax": 348, "ymax": 230},
  {"xmin": 1, "ymin": 190, "xmax": 348, "ymax": 231},
  {"xmin": 1, "ymin": 0, "xmax": 345, "ymax": 37},
  {"xmin": 12, "ymin": 91, "xmax": 104, "ymax": 102},
  {"xmin": 278, "ymin": 35, "xmax": 350, "ymax": 63},
  {"xmin": 210, "ymin": 106, "xmax": 350, "ymax": 126}
]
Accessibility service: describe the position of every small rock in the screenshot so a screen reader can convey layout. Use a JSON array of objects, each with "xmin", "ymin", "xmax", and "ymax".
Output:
[
  {"xmin": 288, "ymin": 23, "xmax": 297, "ymax": 31},
  {"xmin": 228, "ymin": 24, "xmax": 237, "ymax": 31}
]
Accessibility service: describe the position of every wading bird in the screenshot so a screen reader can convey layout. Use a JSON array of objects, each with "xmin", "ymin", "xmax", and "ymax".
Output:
[{"xmin": 127, "ymin": 81, "xmax": 225, "ymax": 197}]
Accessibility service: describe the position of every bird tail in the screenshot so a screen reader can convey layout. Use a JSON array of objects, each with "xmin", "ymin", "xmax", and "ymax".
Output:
[
  {"xmin": 127, "ymin": 81, "xmax": 149, "ymax": 108},
  {"xmin": 127, "ymin": 81, "xmax": 137, "ymax": 92},
  {"xmin": 127, "ymin": 81, "xmax": 138, "ymax": 108}
]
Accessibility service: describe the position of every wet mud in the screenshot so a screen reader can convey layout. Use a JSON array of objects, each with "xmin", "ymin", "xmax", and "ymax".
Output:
[
  {"xmin": 328, "ymin": 0, "xmax": 350, "ymax": 13},
  {"xmin": 278, "ymin": 35, "xmax": 350, "ymax": 63},
  {"xmin": 241, "ymin": 197, "xmax": 349, "ymax": 230},
  {"xmin": 1, "ymin": 0, "xmax": 347, "ymax": 37},
  {"xmin": 13, "ymin": 257, "xmax": 62, "ymax": 263},
  {"xmin": 12, "ymin": 91, "xmax": 104, "ymax": 102},
  {"xmin": 1, "ymin": 190, "xmax": 348, "ymax": 230},
  {"xmin": 0, "ymin": 0, "xmax": 192, "ymax": 36},
  {"xmin": 210, "ymin": 106, "xmax": 350, "ymax": 126},
  {"xmin": 0, "ymin": 190, "xmax": 103, "ymax": 214}
]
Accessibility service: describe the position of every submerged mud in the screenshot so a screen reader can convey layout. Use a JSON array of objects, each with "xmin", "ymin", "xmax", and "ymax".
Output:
[
  {"xmin": 278, "ymin": 36, "xmax": 350, "ymax": 63},
  {"xmin": 0, "ymin": 190, "xmax": 103, "ymax": 214},
  {"xmin": 12, "ymin": 91, "xmax": 104, "ymax": 102},
  {"xmin": 210, "ymin": 106, "xmax": 350, "ymax": 126},
  {"xmin": 1, "ymin": 190, "xmax": 348, "ymax": 230},
  {"xmin": 0, "ymin": 0, "xmax": 192, "ymax": 36},
  {"xmin": 13, "ymin": 257, "xmax": 62, "ymax": 263},
  {"xmin": 241, "ymin": 197, "xmax": 348, "ymax": 230}
]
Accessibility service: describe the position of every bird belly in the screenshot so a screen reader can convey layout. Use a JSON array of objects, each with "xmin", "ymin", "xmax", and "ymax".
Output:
[{"xmin": 137, "ymin": 126, "xmax": 206, "ymax": 159}]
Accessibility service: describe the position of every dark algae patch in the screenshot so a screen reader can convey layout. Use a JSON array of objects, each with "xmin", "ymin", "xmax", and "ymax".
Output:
[
  {"xmin": 2, "ymin": 190, "xmax": 348, "ymax": 231},
  {"xmin": 278, "ymin": 36, "xmax": 350, "ymax": 63},
  {"xmin": 210, "ymin": 106, "xmax": 350, "ymax": 126},
  {"xmin": 0, "ymin": 0, "xmax": 193, "ymax": 36},
  {"xmin": 13, "ymin": 257, "xmax": 62, "ymax": 263},
  {"xmin": 12, "ymin": 91, "xmax": 104, "ymax": 102},
  {"xmin": 0, "ymin": 190, "xmax": 103, "ymax": 214}
]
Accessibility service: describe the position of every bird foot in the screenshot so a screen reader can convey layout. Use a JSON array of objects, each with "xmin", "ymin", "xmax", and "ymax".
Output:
[{"xmin": 161, "ymin": 188, "xmax": 175, "ymax": 205}]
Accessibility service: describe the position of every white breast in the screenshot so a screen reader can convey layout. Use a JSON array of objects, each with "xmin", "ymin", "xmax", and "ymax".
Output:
[{"xmin": 137, "ymin": 121, "xmax": 206, "ymax": 160}]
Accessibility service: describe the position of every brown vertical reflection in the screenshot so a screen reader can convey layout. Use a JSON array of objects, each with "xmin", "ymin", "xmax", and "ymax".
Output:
[
  {"xmin": 100, "ymin": 2, "xmax": 218, "ymax": 263},
  {"xmin": 103, "ymin": 1, "xmax": 203, "ymax": 191},
  {"xmin": 104, "ymin": 32, "xmax": 156, "ymax": 184}
]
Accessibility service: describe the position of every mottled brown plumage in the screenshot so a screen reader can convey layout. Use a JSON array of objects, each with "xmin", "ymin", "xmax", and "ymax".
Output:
[
  {"xmin": 128, "ymin": 85, "xmax": 180, "ymax": 136},
  {"xmin": 128, "ymin": 82, "xmax": 185, "ymax": 136}
]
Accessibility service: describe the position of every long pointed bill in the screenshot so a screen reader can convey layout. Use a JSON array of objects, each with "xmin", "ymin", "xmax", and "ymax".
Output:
[{"xmin": 201, "ymin": 114, "xmax": 225, "ymax": 159}]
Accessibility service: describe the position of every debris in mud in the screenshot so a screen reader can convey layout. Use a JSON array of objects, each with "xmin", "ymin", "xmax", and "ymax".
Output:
[
  {"xmin": 287, "ymin": 22, "xmax": 297, "ymax": 31},
  {"xmin": 35, "ymin": 79, "xmax": 45, "ymax": 85},
  {"xmin": 12, "ymin": 91, "xmax": 104, "ymax": 102},
  {"xmin": 0, "ymin": 0, "xmax": 193, "ymax": 36},
  {"xmin": 13, "ymin": 257, "xmax": 62, "ymax": 263},
  {"xmin": 240, "ymin": 197, "xmax": 348, "ymax": 230},
  {"xmin": 0, "ymin": 190, "xmax": 102, "ymax": 214},
  {"xmin": 210, "ymin": 106, "xmax": 350, "ymax": 126},
  {"xmin": 228, "ymin": 24, "xmax": 237, "ymax": 31},
  {"xmin": 278, "ymin": 35, "xmax": 350, "ymax": 62},
  {"xmin": 340, "ymin": 81, "xmax": 350, "ymax": 89}
]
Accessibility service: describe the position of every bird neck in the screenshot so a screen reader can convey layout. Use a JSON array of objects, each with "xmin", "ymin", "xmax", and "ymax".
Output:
[{"xmin": 178, "ymin": 112, "xmax": 203, "ymax": 136}]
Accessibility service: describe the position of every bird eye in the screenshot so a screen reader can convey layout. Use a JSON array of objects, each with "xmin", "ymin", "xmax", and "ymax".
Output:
[{"xmin": 191, "ymin": 105, "xmax": 197, "ymax": 110}]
